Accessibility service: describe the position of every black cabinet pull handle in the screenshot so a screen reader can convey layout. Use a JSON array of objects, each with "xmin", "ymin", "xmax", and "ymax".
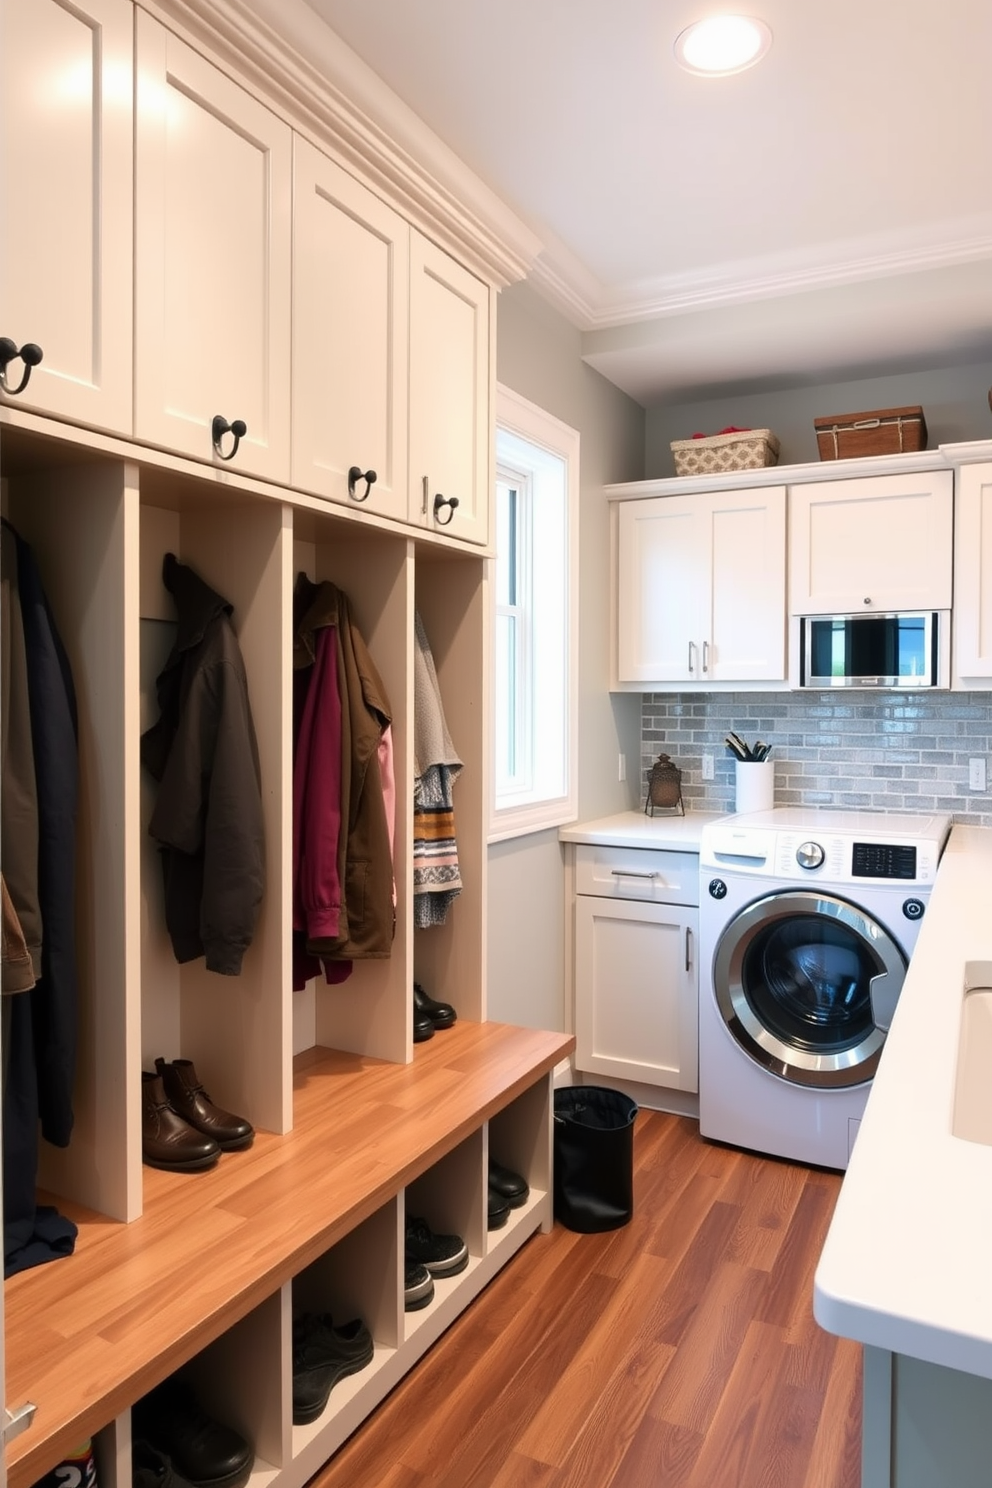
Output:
[
  {"xmin": 0, "ymin": 337, "xmax": 43, "ymax": 396},
  {"xmin": 211, "ymin": 415, "xmax": 247, "ymax": 460},
  {"xmin": 347, "ymin": 465, "xmax": 377, "ymax": 501},
  {"xmin": 433, "ymin": 492, "xmax": 460, "ymax": 526}
]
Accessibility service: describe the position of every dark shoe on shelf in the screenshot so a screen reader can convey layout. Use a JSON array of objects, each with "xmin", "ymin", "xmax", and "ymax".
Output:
[
  {"xmin": 156, "ymin": 1058, "xmax": 254, "ymax": 1152},
  {"xmin": 403, "ymin": 1261, "xmax": 435, "ymax": 1311},
  {"xmin": 487, "ymin": 1187, "xmax": 510, "ymax": 1230},
  {"xmin": 489, "ymin": 1157, "xmax": 529, "ymax": 1209},
  {"xmin": 413, "ymin": 1004, "xmax": 435, "ymax": 1043},
  {"xmin": 412, "ymin": 981, "xmax": 457, "ymax": 1030},
  {"xmin": 141, "ymin": 1073, "xmax": 221, "ymax": 1173},
  {"xmin": 291, "ymin": 1312, "xmax": 375, "ymax": 1424},
  {"xmin": 132, "ymin": 1378, "xmax": 254, "ymax": 1488},
  {"xmin": 133, "ymin": 1440, "xmax": 198, "ymax": 1488},
  {"xmin": 404, "ymin": 1215, "xmax": 468, "ymax": 1277}
]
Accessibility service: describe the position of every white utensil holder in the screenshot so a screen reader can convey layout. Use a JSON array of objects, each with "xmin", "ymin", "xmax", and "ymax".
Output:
[{"xmin": 735, "ymin": 759, "xmax": 775, "ymax": 814}]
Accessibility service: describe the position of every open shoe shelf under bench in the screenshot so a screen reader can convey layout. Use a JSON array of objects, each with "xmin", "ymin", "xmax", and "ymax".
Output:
[{"xmin": 6, "ymin": 1021, "xmax": 573, "ymax": 1488}]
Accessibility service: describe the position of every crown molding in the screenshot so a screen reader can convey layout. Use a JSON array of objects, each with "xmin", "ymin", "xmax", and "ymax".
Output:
[
  {"xmin": 530, "ymin": 213, "xmax": 992, "ymax": 332},
  {"xmin": 139, "ymin": 0, "xmax": 543, "ymax": 287}
]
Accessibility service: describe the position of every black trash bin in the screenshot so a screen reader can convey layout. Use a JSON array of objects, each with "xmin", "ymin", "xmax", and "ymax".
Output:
[{"xmin": 553, "ymin": 1085, "xmax": 638, "ymax": 1233}]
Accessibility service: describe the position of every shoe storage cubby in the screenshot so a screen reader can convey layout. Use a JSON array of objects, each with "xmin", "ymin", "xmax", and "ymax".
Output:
[
  {"xmin": 1, "ymin": 423, "xmax": 572, "ymax": 1488},
  {"xmin": 290, "ymin": 1204, "xmax": 397, "ymax": 1451}
]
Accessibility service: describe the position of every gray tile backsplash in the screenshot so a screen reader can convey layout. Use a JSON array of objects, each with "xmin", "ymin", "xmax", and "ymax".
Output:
[{"xmin": 641, "ymin": 692, "xmax": 992, "ymax": 825}]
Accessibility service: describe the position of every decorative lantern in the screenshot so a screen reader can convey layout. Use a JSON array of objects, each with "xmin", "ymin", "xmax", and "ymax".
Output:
[{"xmin": 645, "ymin": 753, "xmax": 684, "ymax": 816}]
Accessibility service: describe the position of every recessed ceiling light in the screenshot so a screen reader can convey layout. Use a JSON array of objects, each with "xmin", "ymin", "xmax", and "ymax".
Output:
[{"xmin": 674, "ymin": 15, "xmax": 772, "ymax": 76}]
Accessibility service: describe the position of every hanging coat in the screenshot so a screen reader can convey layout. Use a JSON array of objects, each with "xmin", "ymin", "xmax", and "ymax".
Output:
[{"xmin": 141, "ymin": 554, "xmax": 264, "ymax": 976}]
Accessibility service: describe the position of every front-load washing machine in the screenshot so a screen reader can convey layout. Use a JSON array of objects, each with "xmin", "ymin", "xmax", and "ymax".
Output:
[{"xmin": 698, "ymin": 807, "xmax": 950, "ymax": 1169}]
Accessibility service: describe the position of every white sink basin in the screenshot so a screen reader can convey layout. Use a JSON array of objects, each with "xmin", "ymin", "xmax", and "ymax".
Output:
[{"xmin": 953, "ymin": 961, "xmax": 992, "ymax": 1148}]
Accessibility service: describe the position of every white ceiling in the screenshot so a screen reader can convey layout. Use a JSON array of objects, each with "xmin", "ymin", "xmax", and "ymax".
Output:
[{"xmin": 301, "ymin": 0, "xmax": 992, "ymax": 407}]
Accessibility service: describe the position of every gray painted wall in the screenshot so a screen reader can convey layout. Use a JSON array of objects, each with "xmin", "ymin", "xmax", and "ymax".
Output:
[
  {"xmin": 488, "ymin": 280, "xmax": 645, "ymax": 1032},
  {"xmin": 645, "ymin": 359, "xmax": 992, "ymax": 477}
]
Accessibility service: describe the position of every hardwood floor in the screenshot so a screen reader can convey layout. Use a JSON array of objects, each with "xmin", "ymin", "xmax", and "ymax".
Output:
[{"xmin": 308, "ymin": 1111, "xmax": 862, "ymax": 1488}]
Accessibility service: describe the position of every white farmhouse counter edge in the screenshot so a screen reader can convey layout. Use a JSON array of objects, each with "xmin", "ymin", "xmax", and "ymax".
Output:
[
  {"xmin": 814, "ymin": 823, "xmax": 992, "ymax": 1379},
  {"xmin": 558, "ymin": 810, "xmax": 725, "ymax": 851}
]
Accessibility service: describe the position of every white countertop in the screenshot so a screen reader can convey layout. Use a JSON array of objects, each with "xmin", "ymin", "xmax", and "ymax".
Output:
[
  {"xmin": 558, "ymin": 809, "xmax": 724, "ymax": 852},
  {"xmin": 814, "ymin": 823, "xmax": 992, "ymax": 1377}
]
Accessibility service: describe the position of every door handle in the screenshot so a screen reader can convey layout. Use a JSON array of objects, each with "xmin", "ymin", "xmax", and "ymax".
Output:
[
  {"xmin": 702, "ymin": 640, "xmax": 710, "ymax": 673},
  {"xmin": 688, "ymin": 640, "xmax": 696, "ymax": 674},
  {"xmin": 685, "ymin": 926, "xmax": 693, "ymax": 972}
]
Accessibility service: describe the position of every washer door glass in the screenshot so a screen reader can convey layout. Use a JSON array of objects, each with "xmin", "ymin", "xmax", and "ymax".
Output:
[{"xmin": 712, "ymin": 890, "xmax": 906, "ymax": 1088}]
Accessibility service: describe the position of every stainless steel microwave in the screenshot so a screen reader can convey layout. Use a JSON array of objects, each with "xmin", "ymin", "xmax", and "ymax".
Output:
[{"xmin": 799, "ymin": 611, "xmax": 943, "ymax": 688}]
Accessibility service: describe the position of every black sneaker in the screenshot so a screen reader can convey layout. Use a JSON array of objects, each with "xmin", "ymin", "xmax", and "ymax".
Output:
[
  {"xmin": 404, "ymin": 1215, "xmax": 468, "ymax": 1277},
  {"xmin": 404, "ymin": 1261, "xmax": 435, "ymax": 1311},
  {"xmin": 487, "ymin": 1187, "xmax": 511, "ymax": 1230},
  {"xmin": 131, "ymin": 1379, "xmax": 254, "ymax": 1488},
  {"xmin": 291, "ymin": 1313, "xmax": 375, "ymax": 1424},
  {"xmin": 133, "ymin": 1441, "xmax": 198, "ymax": 1488}
]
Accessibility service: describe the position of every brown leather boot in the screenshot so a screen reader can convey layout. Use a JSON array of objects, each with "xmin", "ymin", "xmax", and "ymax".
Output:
[
  {"xmin": 156, "ymin": 1057, "xmax": 254, "ymax": 1151},
  {"xmin": 142, "ymin": 1072, "xmax": 220, "ymax": 1171}
]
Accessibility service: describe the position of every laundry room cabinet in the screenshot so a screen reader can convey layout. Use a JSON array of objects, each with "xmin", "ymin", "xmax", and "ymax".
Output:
[
  {"xmin": 951, "ymin": 462, "xmax": 992, "ymax": 685},
  {"xmin": 0, "ymin": 0, "xmax": 134, "ymax": 435},
  {"xmin": 614, "ymin": 485, "xmax": 787, "ymax": 688},
  {"xmin": 789, "ymin": 469, "xmax": 953, "ymax": 615},
  {"xmin": 572, "ymin": 843, "xmax": 699, "ymax": 1099}
]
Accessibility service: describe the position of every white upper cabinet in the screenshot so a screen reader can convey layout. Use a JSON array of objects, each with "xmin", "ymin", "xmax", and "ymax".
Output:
[
  {"xmin": 0, "ymin": 0, "xmax": 133, "ymax": 433},
  {"xmin": 616, "ymin": 486, "xmax": 787, "ymax": 687},
  {"xmin": 789, "ymin": 471, "xmax": 953, "ymax": 615},
  {"xmin": 291, "ymin": 139, "xmax": 410, "ymax": 519},
  {"xmin": 952, "ymin": 462, "xmax": 992, "ymax": 685},
  {"xmin": 409, "ymin": 234, "xmax": 492, "ymax": 546},
  {"xmin": 134, "ymin": 13, "xmax": 292, "ymax": 481}
]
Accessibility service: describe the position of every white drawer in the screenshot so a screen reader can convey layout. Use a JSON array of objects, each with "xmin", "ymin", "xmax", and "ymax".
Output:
[{"xmin": 574, "ymin": 843, "xmax": 699, "ymax": 905}]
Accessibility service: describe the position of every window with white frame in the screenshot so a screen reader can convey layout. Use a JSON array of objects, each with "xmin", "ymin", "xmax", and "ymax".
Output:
[{"xmin": 491, "ymin": 386, "xmax": 579, "ymax": 841}]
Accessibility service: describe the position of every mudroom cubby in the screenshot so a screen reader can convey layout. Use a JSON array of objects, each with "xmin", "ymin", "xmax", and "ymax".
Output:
[{"xmin": 1, "ymin": 419, "xmax": 572, "ymax": 1488}]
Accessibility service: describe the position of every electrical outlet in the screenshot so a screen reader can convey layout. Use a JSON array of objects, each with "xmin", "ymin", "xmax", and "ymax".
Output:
[
  {"xmin": 701, "ymin": 752, "xmax": 715, "ymax": 781},
  {"xmin": 618, "ymin": 753, "xmax": 626, "ymax": 783},
  {"xmin": 969, "ymin": 757, "xmax": 987, "ymax": 792}
]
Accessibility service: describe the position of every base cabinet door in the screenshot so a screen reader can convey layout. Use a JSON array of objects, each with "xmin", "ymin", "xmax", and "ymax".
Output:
[
  {"xmin": 134, "ymin": 12, "xmax": 291, "ymax": 481},
  {"xmin": 0, "ymin": 0, "xmax": 133, "ymax": 434},
  {"xmin": 291, "ymin": 138, "xmax": 409, "ymax": 520},
  {"xmin": 409, "ymin": 234, "xmax": 491, "ymax": 546},
  {"xmin": 574, "ymin": 896, "xmax": 698, "ymax": 1092}
]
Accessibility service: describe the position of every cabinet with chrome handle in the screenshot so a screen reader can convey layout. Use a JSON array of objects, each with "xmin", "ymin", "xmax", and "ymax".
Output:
[{"xmin": 571, "ymin": 841, "xmax": 700, "ymax": 1102}]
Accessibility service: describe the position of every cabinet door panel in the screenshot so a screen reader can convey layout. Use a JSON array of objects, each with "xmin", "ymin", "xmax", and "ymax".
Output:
[
  {"xmin": 708, "ymin": 487, "xmax": 786, "ymax": 681},
  {"xmin": 575, "ymin": 896, "xmax": 698, "ymax": 1092},
  {"xmin": 617, "ymin": 498, "xmax": 702, "ymax": 683},
  {"xmin": 789, "ymin": 472, "xmax": 953, "ymax": 614},
  {"xmin": 292, "ymin": 139, "xmax": 409, "ymax": 518},
  {"xmin": 0, "ymin": 0, "xmax": 132, "ymax": 432},
  {"xmin": 409, "ymin": 234, "xmax": 490, "ymax": 545},
  {"xmin": 952, "ymin": 463, "xmax": 992, "ymax": 682},
  {"xmin": 135, "ymin": 14, "xmax": 291, "ymax": 479}
]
